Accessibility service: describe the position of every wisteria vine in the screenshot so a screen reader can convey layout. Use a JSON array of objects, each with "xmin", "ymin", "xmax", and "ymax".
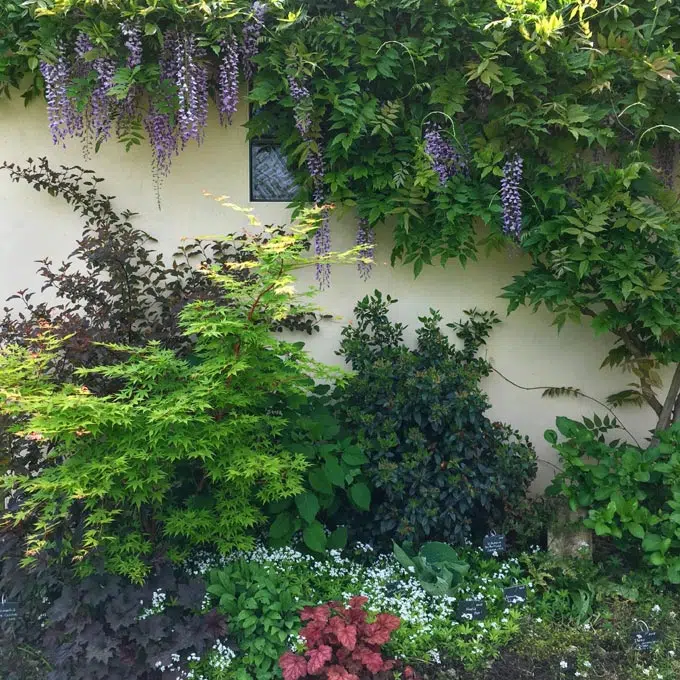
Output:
[{"xmin": 289, "ymin": 75, "xmax": 331, "ymax": 287}]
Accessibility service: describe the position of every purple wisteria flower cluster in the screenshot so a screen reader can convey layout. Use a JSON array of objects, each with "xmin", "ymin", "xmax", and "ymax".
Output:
[
  {"xmin": 41, "ymin": 45, "xmax": 81, "ymax": 147},
  {"xmin": 500, "ymin": 154, "xmax": 523, "ymax": 238},
  {"xmin": 356, "ymin": 217, "xmax": 375, "ymax": 280},
  {"xmin": 121, "ymin": 21, "xmax": 142, "ymax": 69},
  {"xmin": 117, "ymin": 21, "xmax": 143, "ymax": 133},
  {"xmin": 242, "ymin": 1, "xmax": 267, "ymax": 81},
  {"xmin": 288, "ymin": 76, "xmax": 311, "ymax": 135},
  {"xmin": 218, "ymin": 36, "xmax": 240, "ymax": 125},
  {"xmin": 72, "ymin": 33, "xmax": 116, "ymax": 151},
  {"xmin": 144, "ymin": 33, "xmax": 181, "ymax": 199},
  {"xmin": 171, "ymin": 31, "xmax": 209, "ymax": 146},
  {"xmin": 424, "ymin": 123, "xmax": 467, "ymax": 184},
  {"xmin": 287, "ymin": 74, "xmax": 330, "ymax": 286},
  {"xmin": 310, "ymin": 145, "xmax": 330, "ymax": 288}
]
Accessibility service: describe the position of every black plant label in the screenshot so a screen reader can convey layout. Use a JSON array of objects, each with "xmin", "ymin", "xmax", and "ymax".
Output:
[
  {"xmin": 457, "ymin": 600, "xmax": 486, "ymax": 621},
  {"xmin": 0, "ymin": 602, "xmax": 18, "ymax": 621},
  {"xmin": 632, "ymin": 630, "xmax": 659, "ymax": 651},
  {"xmin": 483, "ymin": 533, "xmax": 506, "ymax": 555},
  {"xmin": 504, "ymin": 585, "xmax": 527, "ymax": 605}
]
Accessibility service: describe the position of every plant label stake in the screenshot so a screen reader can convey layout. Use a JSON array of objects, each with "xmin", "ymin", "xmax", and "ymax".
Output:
[
  {"xmin": 504, "ymin": 584, "xmax": 527, "ymax": 605},
  {"xmin": 632, "ymin": 621, "xmax": 659, "ymax": 651},
  {"xmin": 457, "ymin": 600, "xmax": 486, "ymax": 621},
  {"xmin": 0, "ymin": 594, "xmax": 18, "ymax": 621},
  {"xmin": 482, "ymin": 531, "xmax": 506, "ymax": 556}
]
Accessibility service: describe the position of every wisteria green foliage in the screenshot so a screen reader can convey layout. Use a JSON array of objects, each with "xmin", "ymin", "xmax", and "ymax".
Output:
[
  {"xmin": 0, "ymin": 2, "xmax": 676, "ymax": 252},
  {"xmin": 0, "ymin": 212, "xmax": 356, "ymax": 582}
]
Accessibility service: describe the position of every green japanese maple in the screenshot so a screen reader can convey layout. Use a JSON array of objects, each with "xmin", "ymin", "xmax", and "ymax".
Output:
[{"xmin": 0, "ymin": 209, "xmax": 356, "ymax": 582}]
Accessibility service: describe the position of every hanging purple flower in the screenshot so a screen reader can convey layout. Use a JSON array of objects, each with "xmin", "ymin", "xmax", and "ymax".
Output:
[
  {"xmin": 40, "ymin": 45, "xmax": 82, "ymax": 146},
  {"xmin": 314, "ymin": 215, "xmax": 331, "ymax": 289},
  {"xmin": 73, "ymin": 32, "xmax": 116, "ymax": 147},
  {"xmin": 500, "ymin": 154, "xmax": 523, "ymax": 237},
  {"xmin": 120, "ymin": 21, "xmax": 143, "ymax": 68},
  {"xmin": 74, "ymin": 33, "xmax": 93, "ymax": 62},
  {"xmin": 288, "ymin": 76, "xmax": 312, "ymax": 136},
  {"xmin": 117, "ymin": 22, "xmax": 143, "ymax": 133},
  {"xmin": 172, "ymin": 31, "xmax": 209, "ymax": 146},
  {"xmin": 91, "ymin": 56, "xmax": 116, "ymax": 143},
  {"xmin": 242, "ymin": 1, "xmax": 267, "ymax": 81},
  {"xmin": 356, "ymin": 217, "xmax": 375, "ymax": 280},
  {"xmin": 218, "ymin": 36, "xmax": 240, "ymax": 125},
  {"xmin": 423, "ymin": 123, "xmax": 467, "ymax": 184},
  {"xmin": 144, "ymin": 33, "xmax": 181, "ymax": 204}
]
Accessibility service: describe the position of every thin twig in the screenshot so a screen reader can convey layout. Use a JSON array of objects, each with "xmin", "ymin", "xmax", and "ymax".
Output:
[{"xmin": 490, "ymin": 366, "xmax": 642, "ymax": 448}]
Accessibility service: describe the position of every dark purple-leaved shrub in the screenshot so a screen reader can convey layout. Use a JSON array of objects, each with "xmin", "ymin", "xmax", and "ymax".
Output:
[
  {"xmin": 0, "ymin": 531, "xmax": 226, "ymax": 680},
  {"xmin": 0, "ymin": 157, "xmax": 325, "ymax": 478}
]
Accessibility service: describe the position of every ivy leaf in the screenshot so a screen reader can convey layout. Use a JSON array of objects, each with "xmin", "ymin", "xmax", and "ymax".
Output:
[
  {"xmin": 349, "ymin": 482, "xmax": 371, "ymax": 510},
  {"xmin": 323, "ymin": 458, "xmax": 345, "ymax": 487},
  {"xmin": 327, "ymin": 526, "xmax": 348, "ymax": 550},
  {"xmin": 294, "ymin": 492, "xmax": 320, "ymax": 524},
  {"xmin": 269, "ymin": 512, "xmax": 293, "ymax": 539},
  {"xmin": 303, "ymin": 521, "xmax": 327, "ymax": 553}
]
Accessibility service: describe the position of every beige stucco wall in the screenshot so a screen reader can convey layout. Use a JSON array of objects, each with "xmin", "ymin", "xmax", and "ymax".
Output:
[{"xmin": 0, "ymin": 93, "xmax": 661, "ymax": 491}]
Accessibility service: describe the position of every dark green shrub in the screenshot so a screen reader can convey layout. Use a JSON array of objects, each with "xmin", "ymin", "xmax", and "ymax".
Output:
[
  {"xmin": 335, "ymin": 291, "xmax": 537, "ymax": 547},
  {"xmin": 547, "ymin": 416, "xmax": 680, "ymax": 584}
]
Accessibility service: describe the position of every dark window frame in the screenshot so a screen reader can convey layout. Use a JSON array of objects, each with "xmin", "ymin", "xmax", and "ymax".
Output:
[{"xmin": 248, "ymin": 104, "xmax": 298, "ymax": 203}]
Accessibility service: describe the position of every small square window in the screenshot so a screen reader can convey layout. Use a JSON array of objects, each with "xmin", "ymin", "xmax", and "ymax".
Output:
[{"xmin": 249, "ymin": 141, "xmax": 299, "ymax": 202}]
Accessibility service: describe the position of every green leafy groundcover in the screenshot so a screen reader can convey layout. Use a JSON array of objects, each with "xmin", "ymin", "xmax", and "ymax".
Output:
[{"xmin": 9, "ymin": 542, "xmax": 680, "ymax": 680}]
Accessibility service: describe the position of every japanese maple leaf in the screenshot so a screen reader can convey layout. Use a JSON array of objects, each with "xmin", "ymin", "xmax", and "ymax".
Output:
[
  {"xmin": 280, "ymin": 652, "xmax": 308, "ymax": 680},
  {"xmin": 306, "ymin": 644, "xmax": 333, "ymax": 674}
]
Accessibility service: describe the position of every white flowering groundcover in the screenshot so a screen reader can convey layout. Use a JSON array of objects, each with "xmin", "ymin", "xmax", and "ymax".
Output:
[{"xmin": 137, "ymin": 542, "xmax": 680, "ymax": 680}]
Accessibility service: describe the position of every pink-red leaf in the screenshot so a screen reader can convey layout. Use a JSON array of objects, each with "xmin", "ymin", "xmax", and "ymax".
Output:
[
  {"xmin": 280, "ymin": 653, "xmax": 308, "ymax": 680},
  {"xmin": 306, "ymin": 644, "xmax": 333, "ymax": 674},
  {"xmin": 354, "ymin": 647, "xmax": 384, "ymax": 673},
  {"xmin": 328, "ymin": 619, "xmax": 357, "ymax": 650},
  {"xmin": 348, "ymin": 595, "xmax": 368, "ymax": 609},
  {"xmin": 375, "ymin": 613, "xmax": 401, "ymax": 633}
]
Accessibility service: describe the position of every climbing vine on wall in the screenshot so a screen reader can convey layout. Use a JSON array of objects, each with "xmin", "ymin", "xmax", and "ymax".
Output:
[{"xmin": 1, "ymin": 0, "xmax": 680, "ymax": 287}]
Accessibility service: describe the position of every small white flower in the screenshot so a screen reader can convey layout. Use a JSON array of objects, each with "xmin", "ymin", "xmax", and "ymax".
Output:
[
  {"xmin": 536, "ymin": 617, "xmax": 543, "ymax": 623},
  {"xmin": 560, "ymin": 660, "xmax": 568, "ymax": 669},
  {"xmin": 668, "ymin": 650, "xmax": 675, "ymax": 658},
  {"xmin": 652, "ymin": 604, "xmax": 662, "ymax": 614}
]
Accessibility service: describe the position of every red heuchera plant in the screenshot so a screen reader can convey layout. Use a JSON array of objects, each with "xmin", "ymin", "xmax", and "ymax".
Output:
[{"xmin": 280, "ymin": 596, "xmax": 413, "ymax": 680}]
